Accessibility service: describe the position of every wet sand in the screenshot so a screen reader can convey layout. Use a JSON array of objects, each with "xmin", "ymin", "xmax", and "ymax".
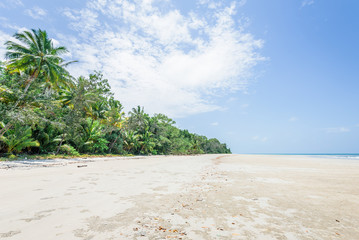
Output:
[{"xmin": 0, "ymin": 154, "xmax": 358, "ymax": 239}]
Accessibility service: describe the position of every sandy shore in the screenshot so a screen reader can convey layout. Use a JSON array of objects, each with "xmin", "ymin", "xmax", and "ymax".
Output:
[{"xmin": 0, "ymin": 154, "xmax": 358, "ymax": 239}]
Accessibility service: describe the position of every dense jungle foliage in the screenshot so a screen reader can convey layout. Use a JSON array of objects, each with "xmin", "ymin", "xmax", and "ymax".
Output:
[{"xmin": 0, "ymin": 29, "xmax": 231, "ymax": 157}]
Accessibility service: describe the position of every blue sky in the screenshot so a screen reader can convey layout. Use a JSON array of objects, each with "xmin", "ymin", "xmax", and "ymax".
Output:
[{"xmin": 1, "ymin": 0, "xmax": 358, "ymax": 153}]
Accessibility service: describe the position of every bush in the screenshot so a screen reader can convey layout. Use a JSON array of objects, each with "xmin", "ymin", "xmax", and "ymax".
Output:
[{"xmin": 59, "ymin": 144, "xmax": 80, "ymax": 156}]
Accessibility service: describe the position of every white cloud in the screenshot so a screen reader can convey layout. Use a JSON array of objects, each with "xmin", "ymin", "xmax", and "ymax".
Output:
[
  {"xmin": 324, "ymin": 127, "xmax": 350, "ymax": 133},
  {"xmin": 0, "ymin": 27, "xmax": 32, "ymax": 61},
  {"xmin": 301, "ymin": 0, "xmax": 314, "ymax": 8},
  {"xmin": 211, "ymin": 122, "xmax": 219, "ymax": 126},
  {"xmin": 24, "ymin": 6, "xmax": 47, "ymax": 19},
  {"xmin": 61, "ymin": 0, "xmax": 264, "ymax": 117},
  {"xmin": 289, "ymin": 116, "xmax": 297, "ymax": 122},
  {"xmin": 0, "ymin": 0, "xmax": 23, "ymax": 8},
  {"xmin": 0, "ymin": 30, "xmax": 12, "ymax": 60},
  {"xmin": 62, "ymin": 8, "xmax": 99, "ymax": 35}
]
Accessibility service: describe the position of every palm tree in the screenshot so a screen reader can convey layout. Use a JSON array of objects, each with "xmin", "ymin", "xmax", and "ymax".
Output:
[
  {"xmin": 105, "ymin": 98, "xmax": 125, "ymax": 130},
  {"xmin": 5, "ymin": 29, "xmax": 76, "ymax": 94},
  {"xmin": 123, "ymin": 130, "xmax": 140, "ymax": 153},
  {"xmin": 105, "ymin": 98, "xmax": 125, "ymax": 153},
  {"xmin": 82, "ymin": 118, "xmax": 109, "ymax": 153},
  {"xmin": 58, "ymin": 77, "xmax": 96, "ymax": 110},
  {"xmin": 0, "ymin": 125, "xmax": 40, "ymax": 153},
  {"xmin": 128, "ymin": 106, "xmax": 149, "ymax": 133},
  {"xmin": 139, "ymin": 128, "xmax": 156, "ymax": 154},
  {"xmin": 87, "ymin": 101, "xmax": 108, "ymax": 122},
  {"xmin": 1, "ymin": 29, "xmax": 77, "ymax": 138}
]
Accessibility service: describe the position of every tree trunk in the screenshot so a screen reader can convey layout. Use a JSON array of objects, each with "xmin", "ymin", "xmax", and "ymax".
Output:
[
  {"xmin": 0, "ymin": 123, "xmax": 12, "ymax": 138},
  {"xmin": 108, "ymin": 130, "xmax": 121, "ymax": 153},
  {"xmin": 14, "ymin": 68, "xmax": 40, "ymax": 108},
  {"xmin": 55, "ymin": 133, "xmax": 65, "ymax": 155},
  {"xmin": 1, "ymin": 70, "xmax": 41, "ymax": 137}
]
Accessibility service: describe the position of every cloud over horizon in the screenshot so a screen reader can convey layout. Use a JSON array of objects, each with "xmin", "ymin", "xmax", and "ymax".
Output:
[
  {"xmin": 0, "ymin": 0, "xmax": 264, "ymax": 118},
  {"xmin": 60, "ymin": 0, "xmax": 264, "ymax": 117}
]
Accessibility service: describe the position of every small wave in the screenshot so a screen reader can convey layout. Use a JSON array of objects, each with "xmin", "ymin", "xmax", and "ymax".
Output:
[{"xmin": 317, "ymin": 155, "xmax": 359, "ymax": 160}]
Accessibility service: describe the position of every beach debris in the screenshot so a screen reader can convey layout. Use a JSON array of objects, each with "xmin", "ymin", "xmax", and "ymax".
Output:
[
  {"xmin": 77, "ymin": 165, "xmax": 87, "ymax": 168},
  {"xmin": 335, "ymin": 219, "xmax": 340, "ymax": 222},
  {"xmin": 158, "ymin": 226, "xmax": 166, "ymax": 231}
]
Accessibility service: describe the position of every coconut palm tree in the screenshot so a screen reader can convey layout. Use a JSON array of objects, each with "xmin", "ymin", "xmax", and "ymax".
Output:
[
  {"xmin": 87, "ymin": 101, "xmax": 108, "ymax": 122},
  {"xmin": 139, "ymin": 127, "xmax": 156, "ymax": 154},
  {"xmin": 82, "ymin": 118, "xmax": 109, "ymax": 153},
  {"xmin": 1, "ymin": 29, "xmax": 77, "ymax": 138},
  {"xmin": 58, "ymin": 77, "xmax": 96, "ymax": 110},
  {"xmin": 123, "ymin": 130, "xmax": 140, "ymax": 153},
  {"xmin": 105, "ymin": 98, "xmax": 125, "ymax": 153},
  {"xmin": 0, "ymin": 125, "xmax": 39, "ymax": 153},
  {"xmin": 5, "ymin": 29, "xmax": 76, "ymax": 93},
  {"xmin": 128, "ymin": 106, "xmax": 149, "ymax": 133},
  {"xmin": 105, "ymin": 98, "xmax": 124, "ymax": 130}
]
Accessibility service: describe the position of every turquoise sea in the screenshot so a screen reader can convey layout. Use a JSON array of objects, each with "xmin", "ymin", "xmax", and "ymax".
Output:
[
  {"xmin": 309, "ymin": 154, "xmax": 359, "ymax": 160},
  {"xmin": 248, "ymin": 153, "xmax": 359, "ymax": 160}
]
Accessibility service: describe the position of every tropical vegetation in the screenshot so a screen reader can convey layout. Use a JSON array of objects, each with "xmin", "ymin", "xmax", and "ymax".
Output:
[{"xmin": 0, "ymin": 29, "xmax": 231, "ymax": 158}]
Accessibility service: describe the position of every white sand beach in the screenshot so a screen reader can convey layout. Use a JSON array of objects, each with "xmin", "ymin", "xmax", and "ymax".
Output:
[{"xmin": 0, "ymin": 154, "xmax": 358, "ymax": 239}]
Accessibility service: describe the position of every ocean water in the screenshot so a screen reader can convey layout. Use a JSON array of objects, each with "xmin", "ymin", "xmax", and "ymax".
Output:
[
  {"xmin": 248, "ymin": 153, "xmax": 359, "ymax": 160},
  {"xmin": 310, "ymin": 154, "xmax": 359, "ymax": 160}
]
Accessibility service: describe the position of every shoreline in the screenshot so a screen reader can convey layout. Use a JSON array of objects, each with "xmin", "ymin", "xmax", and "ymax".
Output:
[
  {"xmin": 1, "ymin": 154, "xmax": 358, "ymax": 239},
  {"xmin": 2, "ymin": 153, "xmax": 359, "ymax": 170},
  {"xmin": 2, "ymin": 152, "xmax": 359, "ymax": 168}
]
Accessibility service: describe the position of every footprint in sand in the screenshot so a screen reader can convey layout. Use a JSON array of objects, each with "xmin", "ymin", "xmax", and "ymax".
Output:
[
  {"xmin": 0, "ymin": 230, "xmax": 21, "ymax": 238},
  {"xmin": 21, "ymin": 209, "xmax": 55, "ymax": 222}
]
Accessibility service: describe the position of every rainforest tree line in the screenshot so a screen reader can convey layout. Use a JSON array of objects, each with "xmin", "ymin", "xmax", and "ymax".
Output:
[{"xmin": 0, "ymin": 29, "xmax": 231, "ymax": 156}]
